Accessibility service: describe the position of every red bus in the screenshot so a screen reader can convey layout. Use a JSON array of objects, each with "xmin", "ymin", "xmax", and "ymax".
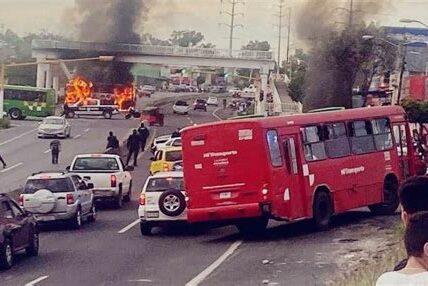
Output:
[{"xmin": 181, "ymin": 106, "xmax": 421, "ymax": 235}]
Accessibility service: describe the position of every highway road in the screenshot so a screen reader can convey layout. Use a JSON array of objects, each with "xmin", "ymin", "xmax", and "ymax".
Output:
[{"xmin": 0, "ymin": 93, "xmax": 400, "ymax": 286}]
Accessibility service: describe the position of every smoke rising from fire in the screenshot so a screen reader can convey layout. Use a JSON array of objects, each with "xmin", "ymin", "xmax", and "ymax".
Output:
[{"xmin": 295, "ymin": 0, "xmax": 393, "ymax": 110}]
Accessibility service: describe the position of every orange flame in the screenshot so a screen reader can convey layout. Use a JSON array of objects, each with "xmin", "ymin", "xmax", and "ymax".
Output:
[
  {"xmin": 113, "ymin": 85, "xmax": 135, "ymax": 110},
  {"xmin": 65, "ymin": 76, "xmax": 93, "ymax": 105}
]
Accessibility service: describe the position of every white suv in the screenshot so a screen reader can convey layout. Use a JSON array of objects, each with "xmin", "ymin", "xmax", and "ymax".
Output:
[
  {"xmin": 20, "ymin": 172, "xmax": 96, "ymax": 229},
  {"xmin": 138, "ymin": 172, "xmax": 187, "ymax": 235}
]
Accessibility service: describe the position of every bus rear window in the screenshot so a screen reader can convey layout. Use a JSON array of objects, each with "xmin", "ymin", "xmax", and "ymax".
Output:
[{"xmin": 267, "ymin": 130, "xmax": 283, "ymax": 167}]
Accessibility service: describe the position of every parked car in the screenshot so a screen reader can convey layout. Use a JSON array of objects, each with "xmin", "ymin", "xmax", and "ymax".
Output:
[
  {"xmin": 20, "ymin": 171, "xmax": 96, "ymax": 229},
  {"xmin": 171, "ymin": 160, "xmax": 183, "ymax": 171},
  {"xmin": 142, "ymin": 85, "xmax": 156, "ymax": 94},
  {"xmin": 211, "ymin": 85, "xmax": 227, "ymax": 93},
  {"xmin": 207, "ymin": 96, "xmax": 219, "ymax": 106},
  {"xmin": 138, "ymin": 171, "xmax": 187, "ymax": 235},
  {"xmin": 194, "ymin": 99, "xmax": 207, "ymax": 111},
  {"xmin": 150, "ymin": 146, "xmax": 182, "ymax": 175},
  {"xmin": 152, "ymin": 137, "xmax": 182, "ymax": 154},
  {"xmin": 0, "ymin": 194, "xmax": 39, "ymax": 269},
  {"xmin": 67, "ymin": 154, "xmax": 133, "ymax": 208},
  {"xmin": 151, "ymin": 134, "xmax": 172, "ymax": 154},
  {"xmin": 38, "ymin": 116, "xmax": 71, "ymax": 139},
  {"xmin": 173, "ymin": 100, "xmax": 191, "ymax": 115},
  {"xmin": 228, "ymin": 88, "xmax": 242, "ymax": 97}
]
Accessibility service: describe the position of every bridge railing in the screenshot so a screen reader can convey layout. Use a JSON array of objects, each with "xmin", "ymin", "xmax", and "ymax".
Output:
[{"xmin": 32, "ymin": 40, "xmax": 274, "ymax": 61}]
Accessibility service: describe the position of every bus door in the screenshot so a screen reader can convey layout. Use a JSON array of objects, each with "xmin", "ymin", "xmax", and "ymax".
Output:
[
  {"xmin": 393, "ymin": 123, "xmax": 411, "ymax": 179},
  {"xmin": 278, "ymin": 135, "xmax": 305, "ymax": 219}
]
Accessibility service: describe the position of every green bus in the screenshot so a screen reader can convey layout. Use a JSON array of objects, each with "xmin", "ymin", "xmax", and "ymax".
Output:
[{"xmin": 3, "ymin": 85, "xmax": 56, "ymax": 119}]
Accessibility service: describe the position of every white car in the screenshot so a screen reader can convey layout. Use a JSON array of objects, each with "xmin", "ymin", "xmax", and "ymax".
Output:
[
  {"xmin": 151, "ymin": 134, "xmax": 172, "ymax": 153},
  {"xmin": 207, "ymin": 96, "xmax": 219, "ymax": 106},
  {"xmin": 38, "ymin": 116, "xmax": 71, "ymax": 138},
  {"xmin": 67, "ymin": 154, "xmax": 133, "ymax": 208},
  {"xmin": 142, "ymin": 85, "xmax": 156, "ymax": 94},
  {"xmin": 138, "ymin": 171, "xmax": 187, "ymax": 235},
  {"xmin": 152, "ymin": 137, "xmax": 182, "ymax": 154},
  {"xmin": 173, "ymin": 100, "xmax": 191, "ymax": 114}
]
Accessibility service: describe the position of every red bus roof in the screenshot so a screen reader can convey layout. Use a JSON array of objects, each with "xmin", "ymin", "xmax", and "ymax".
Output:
[{"xmin": 183, "ymin": 106, "xmax": 406, "ymax": 132}]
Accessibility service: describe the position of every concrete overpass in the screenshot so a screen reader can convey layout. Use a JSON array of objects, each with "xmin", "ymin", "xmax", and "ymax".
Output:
[{"xmin": 31, "ymin": 39, "xmax": 275, "ymax": 92}]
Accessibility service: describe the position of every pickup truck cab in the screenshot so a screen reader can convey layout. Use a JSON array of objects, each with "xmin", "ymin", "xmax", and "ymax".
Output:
[
  {"xmin": 67, "ymin": 154, "xmax": 133, "ymax": 208},
  {"xmin": 66, "ymin": 99, "xmax": 119, "ymax": 119}
]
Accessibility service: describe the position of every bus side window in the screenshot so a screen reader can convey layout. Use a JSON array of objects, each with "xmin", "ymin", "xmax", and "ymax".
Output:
[
  {"xmin": 372, "ymin": 118, "xmax": 393, "ymax": 151},
  {"xmin": 301, "ymin": 126, "xmax": 326, "ymax": 161},
  {"xmin": 266, "ymin": 130, "xmax": 283, "ymax": 167},
  {"xmin": 283, "ymin": 138, "xmax": 298, "ymax": 174},
  {"xmin": 324, "ymin": 122, "xmax": 351, "ymax": 158},
  {"xmin": 349, "ymin": 120, "xmax": 375, "ymax": 154}
]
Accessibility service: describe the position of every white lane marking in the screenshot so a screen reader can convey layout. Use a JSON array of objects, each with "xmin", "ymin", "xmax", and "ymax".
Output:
[
  {"xmin": 212, "ymin": 108, "xmax": 223, "ymax": 121},
  {"xmin": 0, "ymin": 128, "xmax": 37, "ymax": 146},
  {"xmin": 83, "ymin": 128, "xmax": 90, "ymax": 132},
  {"xmin": 73, "ymin": 134, "xmax": 82, "ymax": 139},
  {"xmin": 185, "ymin": 240, "xmax": 242, "ymax": 286},
  {"xmin": 118, "ymin": 219, "xmax": 140, "ymax": 234},
  {"xmin": 128, "ymin": 279, "xmax": 153, "ymax": 283},
  {"xmin": 0, "ymin": 162, "xmax": 23, "ymax": 173},
  {"xmin": 44, "ymin": 149, "xmax": 51, "ymax": 154},
  {"xmin": 24, "ymin": 275, "xmax": 49, "ymax": 286}
]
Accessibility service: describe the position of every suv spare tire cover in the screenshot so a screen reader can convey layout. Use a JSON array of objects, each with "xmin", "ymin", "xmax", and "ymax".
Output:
[
  {"xmin": 158, "ymin": 189, "xmax": 186, "ymax": 217},
  {"xmin": 28, "ymin": 189, "xmax": 57, "ymax": 214}
]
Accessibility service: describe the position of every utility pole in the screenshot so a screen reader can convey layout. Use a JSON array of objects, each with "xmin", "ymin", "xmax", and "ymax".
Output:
[
  {"xmin": 220, "ymin": 0, "xmax": 244, "ymax": 56},
  {"xmin": 349, "ymin": 0, "xmax": 354, "ymax": 27},
  {"xmin": 286, "ymin": 8, "xmax": 291, "ymax": 66},
  {"xmin": 275, "ymin": 0, "xmax": 286, "ymax": 77}
]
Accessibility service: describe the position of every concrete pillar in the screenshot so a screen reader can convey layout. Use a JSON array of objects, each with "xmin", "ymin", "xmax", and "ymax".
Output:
[
  {"xmin": 45, "ymin": 64, "xmax": 52, "ymax": 89},
  {"xmin": 52, "ymin": 76, "xmax": 59, "ymax": 104},
  {"xmin": 36, "ymin": 57, "xmax": 47, "ymax": 88},
  {"xmin": 205, "ymin": 73, "xmax": 212, "ymax": 85}
]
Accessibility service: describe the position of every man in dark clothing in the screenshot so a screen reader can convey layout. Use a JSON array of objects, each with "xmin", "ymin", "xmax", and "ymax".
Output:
[
  {"xmin": 0, "ymin": 154, "xmax": 6, "ymax": 168},
  {"xmin": 106, "ymin": 131, "xmax": 120, "ymax": 154},
  {"xmin": 50, "ymin": 140, "xmax": 61, "ymax": 164},
  {"xmin": 393, "ymin": 176, "xmax": 428, "ymax": 271},
  {"xmin": 126, "ymin": 129, "xmax": 140, "ymax": 166},
  {"xmin": 171, "ymin": 128, "xmax": 181, "ymax": 138},
  {"xmin": 137, "ymin": 123, "xmax": 150, "ymax": 152}
]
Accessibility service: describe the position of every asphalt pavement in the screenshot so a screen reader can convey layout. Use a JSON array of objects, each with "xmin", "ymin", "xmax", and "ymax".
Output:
[{"xmin": 0, "ymin": 93, "xmax": 399, "ymax": 286}]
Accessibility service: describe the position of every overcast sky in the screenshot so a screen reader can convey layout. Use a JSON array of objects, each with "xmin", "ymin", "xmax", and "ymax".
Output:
[{"xmin": 1, "ymin": 0, "xmax": 428, "ymax": 60}]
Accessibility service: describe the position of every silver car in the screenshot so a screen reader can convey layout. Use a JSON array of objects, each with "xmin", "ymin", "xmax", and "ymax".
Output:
[
  {"xmin": 38, "ymin": 116, "xmax": 71, "ymax": 138},
  {"xmin": 19, "ymin": 172, "xmax": 96, "ymax": 229}
]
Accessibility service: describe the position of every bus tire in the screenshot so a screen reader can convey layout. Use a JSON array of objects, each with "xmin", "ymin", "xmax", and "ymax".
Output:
[
  {"xmin": 103, "ymin": 111, "xmax": 112, "ymax": 119},
  {"xmin": 9, "ymin": 108, "xmax": 22, "ymax": 120},
  {"xmin": 236, "ymin": 217, "xmax": 268, "ymax": 238},
  {"xmin": 368, "ymin": 176, "xmax": 399, "ymax": 216},
  {"xmin": 313, "ymin": 191, "xmax": 333, "ymax": 231}
]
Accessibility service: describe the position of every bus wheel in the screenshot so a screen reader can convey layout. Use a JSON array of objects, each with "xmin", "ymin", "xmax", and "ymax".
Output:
[
  {"xmin": 313, "ymin": 191, "xmax": 333, "ymax": 231},
  {"xmin": 9, "ymin": 108, "xmax": 22, "ymax": 120},
  {"xmin": 368, "ymin": 177, "xmax": 399, "ymax": 216},
  {"xmin": 103, "ymin": 111, "xmax": 112, "ymax": 119},
  {"xmin": 236, "ymin": 217, "xmax": 268, "ymax": 238}
]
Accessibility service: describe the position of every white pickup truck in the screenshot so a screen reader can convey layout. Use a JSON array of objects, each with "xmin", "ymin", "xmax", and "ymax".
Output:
[{"xmin": 67, "ymin": 154, "xmax": 133, "ymax": 208}]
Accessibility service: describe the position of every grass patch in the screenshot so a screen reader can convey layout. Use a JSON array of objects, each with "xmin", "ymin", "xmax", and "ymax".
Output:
[
  {"xmin": 0, "ymin": 117, "xmax": 10, "ymax": 129},
  {"xmin": 332, "ymin": 224, "xmax": 406, "ymax": 286}
]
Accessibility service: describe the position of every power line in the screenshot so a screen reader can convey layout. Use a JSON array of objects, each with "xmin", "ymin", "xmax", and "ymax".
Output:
[{"xmin": 219, "ymin": 0, "xmax": 244, "ymax": 55}]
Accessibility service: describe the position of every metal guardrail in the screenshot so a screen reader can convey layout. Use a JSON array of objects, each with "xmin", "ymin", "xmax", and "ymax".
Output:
[{"xmin": 32, "ymin": 40, "xmax": 274, "ymax": 61}]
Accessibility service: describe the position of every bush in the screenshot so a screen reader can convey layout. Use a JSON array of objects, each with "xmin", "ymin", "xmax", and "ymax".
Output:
[{"xmin": 0, "ymin": 117, "xmax": 11, "ymax": 129}]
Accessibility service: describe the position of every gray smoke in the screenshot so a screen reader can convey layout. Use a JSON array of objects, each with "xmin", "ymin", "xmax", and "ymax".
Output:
[{"xmin": 295, "ymin": 0, "xmax": 394, "ymax": 110}]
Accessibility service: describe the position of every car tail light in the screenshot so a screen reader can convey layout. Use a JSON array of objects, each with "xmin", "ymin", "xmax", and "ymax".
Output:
[
  {"xmin": 163, "ymin": 163, "xmax": 169, "ymax": 172},
  {"xmin": 18, "ymin": 195, "xmax": 24, "ymax": 206},
  {"xmin": 111, "ymin": 175, "xmax": 117, "ymax": 187},
  {"xmin": 139, "ymin": 193, "xmax": 146, "ymax": 205},
  {"xmin": 66, "ymin": 194, "xmax": 75, "ymax": 205}
]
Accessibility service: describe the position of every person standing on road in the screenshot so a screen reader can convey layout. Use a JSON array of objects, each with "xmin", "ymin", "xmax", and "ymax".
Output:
[
  {"xmin": 106, "ymin": 131, "xmax": 120, "ymax": 154},
  {"xmin": 171, "ymin": 128, "xmax": 181, "ymax": 138},
  {"xmin": 0, "ymin": 153, "xmax": 6, "ymax": 168},
  {"xmin": 126, "ymin": 129, "xmax": 140, "ymax": 167},
  {"xmin": 138, "ymin": 123, "xmax": 150, "ymax": 152},
  {"xmin": 50, "ymin": 139, "xmax": 61, "ymax": 164}
]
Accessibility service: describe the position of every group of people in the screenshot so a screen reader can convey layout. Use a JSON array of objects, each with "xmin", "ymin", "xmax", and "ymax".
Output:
[{"xmin": 376, "ymin": 176, "xmax": 428, "ymax": 285}]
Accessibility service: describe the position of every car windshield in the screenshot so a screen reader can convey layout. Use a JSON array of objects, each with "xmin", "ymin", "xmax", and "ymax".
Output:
[
  {"xmin": 165, "ymin": 151, "xmax": 182, "ymax": 161},
  {"xmin": 196, "ymin": 99, "xmax": 206, "ymax": 103},
  {"xmin": 175, "ymin": 101, "xmax": 188, "ymax": 106},
  {"xmin": 145, "ymin": 177, "xmax": 184, "ymax": 192},
  {"xmin": 24, "ymin": 178, "xmax": 74, "ymax": 194},
  {"xmin": 72, "ymin": 157, "xmax": 120, "ymax": 171},
  {"xmin": 43, "ymin": 118, "xmax": 63, "ymax": 125}
]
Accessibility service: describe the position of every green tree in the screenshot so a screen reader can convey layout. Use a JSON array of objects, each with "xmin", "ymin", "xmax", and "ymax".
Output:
[
  {"xmin": 242, "ymin": 40, "xmax": 271, "ymax": 51},
  {"xmin": 170, "ymin": 30, "xmax": 205, "ymax": 47}
]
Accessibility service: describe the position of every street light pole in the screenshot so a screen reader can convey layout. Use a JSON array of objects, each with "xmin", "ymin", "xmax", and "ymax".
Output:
[
  {"xmin": 0, "ymin": 62, "xmax": 5, "ymax": 118},
  {"xmin": 396, "ymin": 43, "xmax": 406, "ymax": 104}
]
